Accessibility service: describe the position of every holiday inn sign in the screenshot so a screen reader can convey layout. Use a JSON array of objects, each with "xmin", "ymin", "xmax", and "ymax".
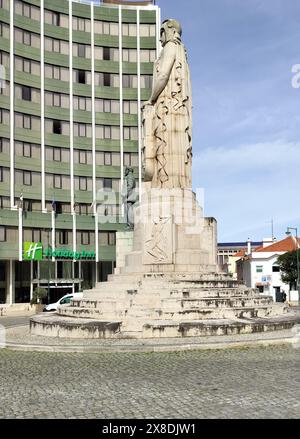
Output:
[{"xmin": 23, "ymin": 242, "xmax": 96, "ymax": 261}]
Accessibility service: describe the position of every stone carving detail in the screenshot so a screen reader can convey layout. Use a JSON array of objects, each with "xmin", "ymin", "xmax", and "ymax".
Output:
[
  {"xmin": 143, "ymin": 216, "xmax": 173, "ymax": 264},
  {"xmin": 142, "ymin": 19, "xmax": 192, "ymax": 189}
]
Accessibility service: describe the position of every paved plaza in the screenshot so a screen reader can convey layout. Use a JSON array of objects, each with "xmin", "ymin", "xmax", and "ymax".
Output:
[{"xmin": 0, "ymin": 345, "xmax": 299, "ymax": 419}]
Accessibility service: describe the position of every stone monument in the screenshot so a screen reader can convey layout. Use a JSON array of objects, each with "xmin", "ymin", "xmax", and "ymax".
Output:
[{"xmin": 30, "ymin": 20, "xmax": 297, "ymax": 339}]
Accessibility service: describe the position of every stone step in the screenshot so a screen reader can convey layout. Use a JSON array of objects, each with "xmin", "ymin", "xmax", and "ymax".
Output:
[
  {"xmin": 30, "ymin": 310, "xmax": 300, "ymax": 339},
  {"xmin": 141, "ymin": 315, "xmax": 300, "ymax": 338},
  {"xmin": 59, "ymin": 302, "xmax": 286, "ymax": 321},
  {"xmin": 153, "ymin": 305, "xmax": 286, "ymax": 320},
  {"xmin": 71, "ymin": 292, "xmax": 268, "ymax": 313},
  {"xmin": 161, "ymin": 296, "xmax": 274, "ymax": 309}
]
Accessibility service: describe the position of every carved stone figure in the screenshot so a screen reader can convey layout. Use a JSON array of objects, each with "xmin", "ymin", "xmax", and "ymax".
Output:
[
  {"xmin": 142, "ymin": 19, "xmax": 192, "ymax": 189},
  {"xmin": 121, "ymin": 167, "xmax": 137, "ymax": 229},
  {"xmin": 144, "ymin": 216, "xmax": 173, "ymax": 264}
]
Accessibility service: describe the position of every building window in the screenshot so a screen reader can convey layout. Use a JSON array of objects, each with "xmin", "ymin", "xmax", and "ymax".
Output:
[
  {"xmin": 53, "ymin": 148, "xmax": 61, "ymax": 162},
  {"xmin": 53, "ymin": 12, "xmax": 60, "ymax": 26},
  {"xmin": 79, "ymin": 151, "xmax": 87, "ymax": 164},
  {"xmin": 104, "ymin": 152, "xmax": 111, "ymax": 166},
  {"xmin": 53, "ymin": 120, "xmax": 62, "ymax": 134},
  {"xmin": 103, "ymin": 73, "xmax": 111, "ymax": 87},
  {"xmin": 108, "ymin": 232, "xmax": 116, "ymax": 246},
  {"xmin": 0, "ymin": 226, "xmax": 6, "ymax": 242},
  {"xmin": 23, "ymin": 143, "xmax": 31, "ymax": 158},
  {"xmin": 32, "ymin": 229, "xmax": 41, "ymax": 242},
  {"xmin": 79, "ymin": 177, "xmax": 87, "ymax": 191},
  {"xmin": 23, "ymin": 115, "xmax": 31, "ymax": 129},
  {"xmin": 22, "ymin": 86, "xmax": 31, "ymax": 101},
  {"xmin": 272, "ymin": 266, "xmax": 280, "ymax": 272},
  {"xmin": 103, "ymin": 47, "xmax": 110, "ymax": 61},
  {"xmin": 0, "ymin": 0, "xmax": 9, "ymax": 11},
  {"xmin": 256, "ymin": 266, "xmax": 263, "ymax": 273},
  {"xmin": 77, "ymin": 70, "xmax": 86, "ymax": 84},
  {"xmin": 59, "ymin": 230, "xmax": 68, "ymax": 245},
  {"xmin": 78, "ymin": 44, "xmax": 85, "ymax": 58},
  {"xmin": 103, "ymin": 178, "xmax": 112, "ymax": 191},
  {"xmin": 23, "ymin": 171, "xmax": 32, "ymax": 186},
  {"xmin": 54, "ymin": 175, "xmax": 62, "ymax": 189},
  {"xmin": 81, "ymin": 232, "xmax": 90, "ymax": 245},
  {"xmin": 0, "ymin": 138, "xmax": 9, "ymax": 154}
]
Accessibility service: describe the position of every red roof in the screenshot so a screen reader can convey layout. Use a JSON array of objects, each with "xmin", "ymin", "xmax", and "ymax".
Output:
[
  {"xmin": 233, "ymin": 246, "xmax": 260, "ymax": 257},
  {"xmin": 233, "ymin": 249, "xmax": 247, "ymax": 257},
  {"xmin": 254, "ymin": 236, "xmax": 300, "ymax": 253}
]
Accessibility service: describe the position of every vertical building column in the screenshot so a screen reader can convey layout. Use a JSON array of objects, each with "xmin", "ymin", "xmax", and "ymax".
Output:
[
  {"xmin": 18, "ymin": 207, "xmax": 22, "ymax": 261},
  {"xmin": 30, "ymin": 260, "xmax": 33, "ymax": 301},
  {"xmin": 9, "ymin": 0, "xmax": 14, "ymax": 208},
  {"xmin": 51, "ymin": 210, "xmax": 55, "ymax": 262},
  {"xmin": 72, "ymin": 213, "xmax": 76, "ymax": 255},
  {"xmin": 91, "ymin": 3, "xmax": 96, "ymax": 216},
  {"xmin": 8, "ymin": 260, "xmax": 15, "ymax": 305},
  {"xmin": 136, "ymin": 8, "xmax": 142, "ymax": 198},
  {"xmin": 95, "ymin": 212, "xmax": 99, "ymax": 285},
  {"xmin": 40, "ymin": 0, "xmax": 46, "ymax": 212},
  {"xmin": 118, "ymin": 6, "xmax": 124, "ymax": 207},
  {"xmin": 69, "ymin": 0, "xmax": 74, "ymax": 213},
  {"xmin": 156, "ymin": 5, "xmax": 161, "ymax": 57},
  {"xmin": 69, "ymin": 1, "xmax": 76, "ymax": 258}
]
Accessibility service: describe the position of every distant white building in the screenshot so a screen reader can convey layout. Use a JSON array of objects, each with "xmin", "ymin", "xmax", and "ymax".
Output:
[{"xmin": 236, "ymin": 236, "xmax": 300, "ymax": 303}]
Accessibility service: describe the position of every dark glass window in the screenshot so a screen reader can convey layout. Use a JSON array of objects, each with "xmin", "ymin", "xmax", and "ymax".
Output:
[
  {"xmin": 77, "ymin": 70, "xmax": 86, "ymax": 84},
  {"xmin": 22, "ymin": 86, "xmax": 31, "ymax": 101},
  {"xmin": 103, "ymin": 178, "xmax": 112, "ymax": 191},
  {"xmin": 103, "ymin": 47, "xmax": 110, "ymax": 61},
  {"xmin": 53, "ymin": 120, "xmax": 62, "ymax": 134},
  {"xmin": 59, "ymin": 230, "xmax": 68, "ymax": 245},
  {"xmin": 272, "ymin": 266, "xmax": 280, "ymax": 272},
  {"xmin": 103, "ymin": 73, "xmax": 110, "ymax": 87}
]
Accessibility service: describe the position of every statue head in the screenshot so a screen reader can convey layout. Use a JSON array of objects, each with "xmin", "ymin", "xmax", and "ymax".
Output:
[
  {"xmin": 125, "ymin": 166, "xmax": 133, "ymax": 176},
  {"xmin": 160, "ymin": 19, "xmax": 182, "ymax": 46}
]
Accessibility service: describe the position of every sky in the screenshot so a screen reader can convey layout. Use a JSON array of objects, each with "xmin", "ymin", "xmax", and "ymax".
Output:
[{"xmin": 157, "ymin": 0, "xmax": 300, "ymax": 242}]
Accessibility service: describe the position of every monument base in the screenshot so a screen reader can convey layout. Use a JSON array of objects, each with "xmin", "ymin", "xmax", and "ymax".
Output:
[{"xmin": 30, "ymin": 186, "xmax": 296, "ymax": 339}]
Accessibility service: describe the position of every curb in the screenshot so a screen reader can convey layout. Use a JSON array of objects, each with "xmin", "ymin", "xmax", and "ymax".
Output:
[{"xmin": 1, "ymin": 332, "xmax": 298, "ymax": 354}]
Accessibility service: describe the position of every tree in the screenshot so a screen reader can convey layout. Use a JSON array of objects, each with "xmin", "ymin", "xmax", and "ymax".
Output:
[
  {"xmin": 30, "ymin": 287, "xmax": 47, "ymax": 305},
  {"xmin": 277, "ymin": 250, "xmax": 300, "ymax": 290}
]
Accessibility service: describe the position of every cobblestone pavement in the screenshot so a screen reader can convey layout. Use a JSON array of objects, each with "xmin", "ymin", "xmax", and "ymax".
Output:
[{"xmin": 0, "ymin": 345, "xmax": 299, "ymax": 419}]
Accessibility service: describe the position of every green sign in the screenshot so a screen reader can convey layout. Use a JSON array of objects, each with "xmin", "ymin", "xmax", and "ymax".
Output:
[
  {"xmin": 23, "ymin": 243, "xmax": 96, "ymax": 261},
  {"xmin": 44, "ymin": 248, "xmax": 95, "ymax": 260},
  {"xmin": 23, "ymin": 242, "xmax": 43, "ymax": 261}
]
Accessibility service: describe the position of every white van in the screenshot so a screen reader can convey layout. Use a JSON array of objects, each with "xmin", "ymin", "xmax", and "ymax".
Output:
[{"xmin": 43, "ymin": 292, "xmax": 83, "ymax": 312}]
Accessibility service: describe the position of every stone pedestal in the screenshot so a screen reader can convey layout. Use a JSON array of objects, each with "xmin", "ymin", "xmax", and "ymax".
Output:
[{"xmin": 116, "ymin": 185, "xmax": 218, "ymax": 275}]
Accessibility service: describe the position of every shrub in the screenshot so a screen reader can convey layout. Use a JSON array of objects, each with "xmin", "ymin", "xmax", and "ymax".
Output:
[{"xmin": 30, "ymin": 287, "xmax": 47, "ymax": 305}]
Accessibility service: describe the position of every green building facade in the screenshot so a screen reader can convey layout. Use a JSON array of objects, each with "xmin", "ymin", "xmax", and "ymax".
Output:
[{"xmin": 0, "ymin": 0, "xmax": 159, "ymax": 304}]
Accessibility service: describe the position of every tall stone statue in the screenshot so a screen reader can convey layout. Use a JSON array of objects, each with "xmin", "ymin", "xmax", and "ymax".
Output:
[
  {"xmin": 142, "ymin": 19, "xmax": 192, "ymax": 189},
  {"xmin": 121, "ymin": 167, "xmax": 137, "ymax": 229}
]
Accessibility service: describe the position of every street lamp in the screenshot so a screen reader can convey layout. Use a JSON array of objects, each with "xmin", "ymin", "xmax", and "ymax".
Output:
[{"xmin": 286, "ymin": 227, "xmax": 300, "ymax": 305}]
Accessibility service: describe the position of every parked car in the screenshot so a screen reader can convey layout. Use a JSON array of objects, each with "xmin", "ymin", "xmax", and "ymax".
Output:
[{"xmin": 43, "ymin": 292, "xmax": 83, "ymax": 312}]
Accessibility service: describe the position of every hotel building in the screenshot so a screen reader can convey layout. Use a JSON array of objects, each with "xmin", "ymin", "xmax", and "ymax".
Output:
[{"xmin": 0, "ymin": 0, "xmax": 160, "ymax": 304}]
